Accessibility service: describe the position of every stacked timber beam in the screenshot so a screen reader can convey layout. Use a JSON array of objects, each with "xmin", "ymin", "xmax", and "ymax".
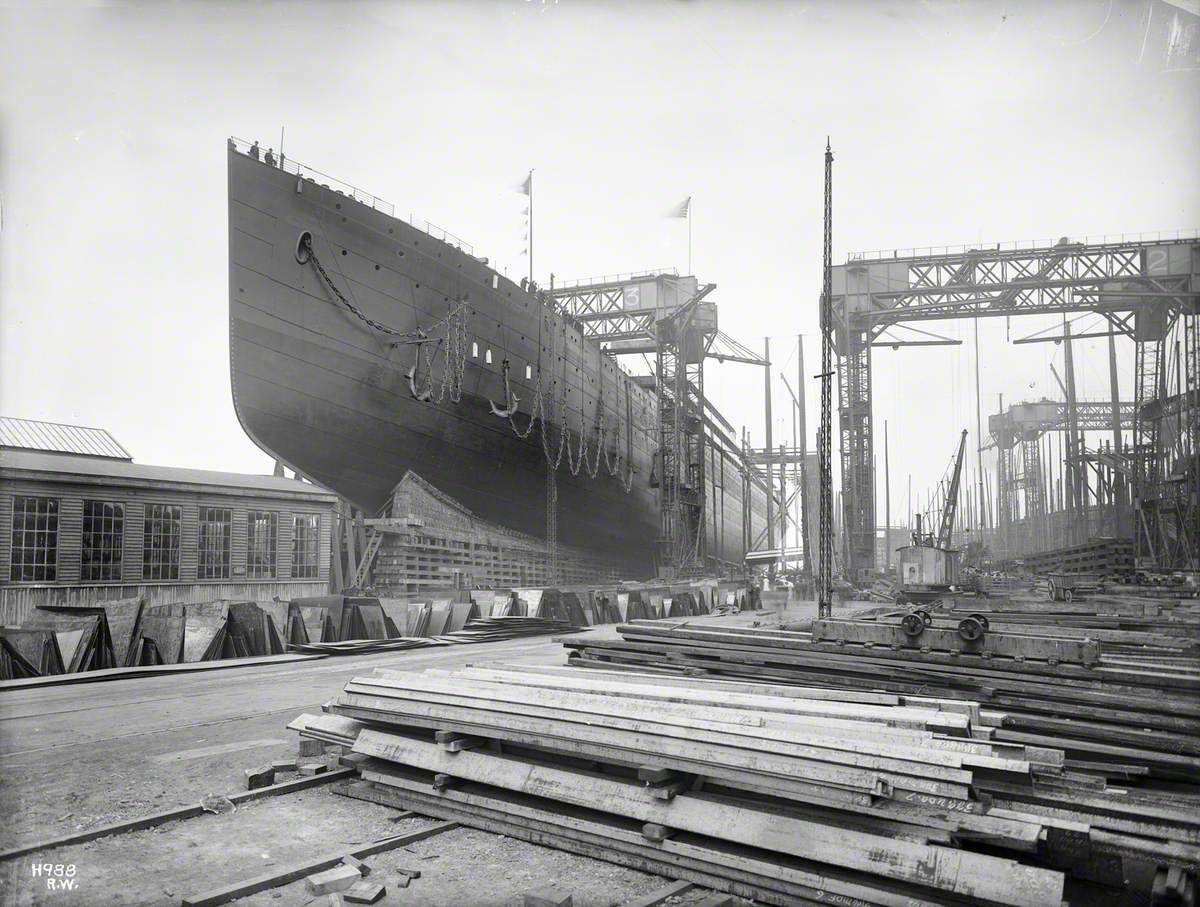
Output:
[
  {"xmin": 298, "ymin": 665, "xmax": 1083, "ymax": 906},
  {"xmin": 563, "ymin": 617, "xmax": 1200, "ymax": 783},
  {"xmin": 559, "ymin": 611, "xmax": 1199, "ymax": 900}
]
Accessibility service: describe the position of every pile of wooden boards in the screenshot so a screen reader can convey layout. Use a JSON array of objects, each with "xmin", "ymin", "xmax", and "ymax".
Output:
[
  {"xmin": 565, "ymin": 616, "xmax": 1200, "ymax": 782},
  {"xmin": 295, "ymin": 664, "xmax": 1098, "ymax": 906}
]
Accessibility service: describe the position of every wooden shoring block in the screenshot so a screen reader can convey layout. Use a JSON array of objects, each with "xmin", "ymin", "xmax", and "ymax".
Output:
[
  {"xmin": 245, "ymin": 765, "xmax": 276, "ymax": 790},
  {"xmin": 343, "ymin": 881, "xmax": 386, "ymax": 904},
  {"xmin": 435, "ymin": 730, "xmax": 488, "ymax": 752},
  {"xmin": 305, "ymin": 864, "xmax": 361, "ymax": 895},
  {"xmin": 642, "ymin": 822, "xmax": 674, "ymax": 842},
  {"xmin": 351, "ymin": 731, "xmax": 1062, "ymax": 906},
  {"xmin": 523, "ymin": 886, "xmax": 573, "ymax": 907},
  {"xmin": 623, "ymin": 880, "xmax": 695, "ymax": 907}
]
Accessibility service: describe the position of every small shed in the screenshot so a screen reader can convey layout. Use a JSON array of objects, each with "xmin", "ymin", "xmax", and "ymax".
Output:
[{"xmin": 896, "ymin": 544, "xmax": 961, "ymax": 589}]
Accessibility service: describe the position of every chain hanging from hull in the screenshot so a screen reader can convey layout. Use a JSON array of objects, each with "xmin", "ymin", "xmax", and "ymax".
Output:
[{"xmin": 304, "ymin": 235, "xmax": 633, "ymax": 493}]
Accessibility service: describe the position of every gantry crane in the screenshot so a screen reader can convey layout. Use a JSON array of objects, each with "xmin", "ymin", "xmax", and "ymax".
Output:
[
  {"xmin": 548, "ymin": 271, "xmax": 769, "ymax": 578},
  {"xmin": 831, "ymin": 231, "xmax": 1199, "ymax": 576}
]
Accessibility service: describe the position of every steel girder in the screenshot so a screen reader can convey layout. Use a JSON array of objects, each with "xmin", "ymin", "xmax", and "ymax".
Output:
[
  {"xmin": 833, "ymin": 236, "xmax": 1198, "ymax": 574},
  {"xmin": 848, "ymin": 238, "xmax": 1198, "ymax": 327},
  {"xmin": 836, "ymin": 327, "xmax": 874, "ymax": 580}
]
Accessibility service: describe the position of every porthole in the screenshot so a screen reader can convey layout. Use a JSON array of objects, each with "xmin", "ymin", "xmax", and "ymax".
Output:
[
  {"xmin": 341, "ymin": 249, "xmax": 348, "ymax": 256},
  {"xmin": 375, "ymin": 264, "xmax": 381, "ymax": 271},
  {"xmin": 336, "ymin": 203, "xmax": 342, "ymax": 210}
]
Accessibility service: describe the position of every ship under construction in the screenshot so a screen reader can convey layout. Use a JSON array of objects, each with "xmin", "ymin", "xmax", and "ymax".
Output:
[{"xmin": 226, "ymin": 139, "xmax": 773, "ymax": 580}]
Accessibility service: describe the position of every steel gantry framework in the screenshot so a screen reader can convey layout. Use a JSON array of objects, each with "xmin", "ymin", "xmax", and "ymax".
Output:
[
  {"xmin": 832, "ymin": 234, "xmax": 1199, "ymax": 577},
  {"xmin": 549, "ymin": 272, "xmax": 770, "ymax": 577},
  {"xmin": 986, "ymin": 398, "xmax": 1139, "ymax": 560}
]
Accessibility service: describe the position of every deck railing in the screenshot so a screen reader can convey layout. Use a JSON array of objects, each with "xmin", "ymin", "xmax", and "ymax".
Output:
[
  {"xmin": 230, "ymin": 137, "xmax": 483, "ymax": 256},
  {"xmin": 230, "ymin": 137, "xmax": 395, "ymax": 217},
  {"xmin": 848, "ymin": 229, "xmax": 1200, "ymax": 263}
]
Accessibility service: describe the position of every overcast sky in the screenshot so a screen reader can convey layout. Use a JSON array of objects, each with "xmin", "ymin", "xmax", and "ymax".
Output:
[{"xmin": 1, "ymin": 0, "xmax": 1197, "ymax": 530}]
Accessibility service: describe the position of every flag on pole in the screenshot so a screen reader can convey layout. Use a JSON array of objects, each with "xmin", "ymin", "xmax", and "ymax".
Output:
[
  {"xmin": 518, "ymin": 172, "xmax": 532, "ymax": 196},
  {"xmin": 668, "ymin": 196, "xmax": 691, "ymax": 219}
]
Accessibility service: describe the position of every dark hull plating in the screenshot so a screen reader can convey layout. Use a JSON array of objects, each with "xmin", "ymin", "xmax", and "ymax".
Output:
[{"xmin": 227, "ymin": 146, "xmax": 769, "ymax": 576}]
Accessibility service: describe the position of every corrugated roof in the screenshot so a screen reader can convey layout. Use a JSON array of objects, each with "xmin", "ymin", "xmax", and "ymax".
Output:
[
  {"xmin": 0, "ymin": 448, "xmax": 339, "ymax": 500},
  {"xmin": 0, "ymin": 417, "xmax": 132, "ymax": 460}
]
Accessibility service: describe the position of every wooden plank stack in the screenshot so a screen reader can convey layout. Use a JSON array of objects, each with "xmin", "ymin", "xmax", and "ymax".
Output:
[
  {"xmin": 294, "ymin": 661, "xmax": 1188, "ymax": 906},
  {"xmin": 564, "ymin": 619, "xmax": 1200, "ymax": 783}
]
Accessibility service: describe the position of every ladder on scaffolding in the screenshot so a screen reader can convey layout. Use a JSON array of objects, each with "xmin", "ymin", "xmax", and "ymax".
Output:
[{"xmin": 352, "ymin": 528, "xmax": 384, "ymax": 590}]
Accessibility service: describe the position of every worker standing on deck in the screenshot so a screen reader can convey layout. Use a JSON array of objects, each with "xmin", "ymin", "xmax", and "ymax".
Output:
[
  {"xmin": 265, "ymin": 147, "xmax": 276, "ymax": 167},
  {"xmin": 249, "ymin": 140, "xmax": 260, "ymax": 160}
]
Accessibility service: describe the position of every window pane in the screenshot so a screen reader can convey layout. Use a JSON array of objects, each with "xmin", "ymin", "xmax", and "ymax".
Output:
[
  {"xmin": 82, "ymin": 500, "xmax": 124, "ymax": 582},
  {"xmin": 247, "ymin": 511, "xmax": 277, "ymax": 578},
  {"xmin": 143, "ymin": 504, "xmax": 181, "ymax": 580},
  {"xmin": 197, "ymin": 506, "xmax": 232, "ymax": 579},
  {"xmin": 292, "ymin": 514, "xmax": 319, "ymax": 579},
  {"xmin": 10, "ymin": 496, "xmax": 59, "ymax": 582}
]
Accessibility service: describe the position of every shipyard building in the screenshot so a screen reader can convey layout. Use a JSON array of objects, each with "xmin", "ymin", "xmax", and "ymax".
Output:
[{"xmin": 0, "ymin": 417, "xmax": 337, "ymax": 624}]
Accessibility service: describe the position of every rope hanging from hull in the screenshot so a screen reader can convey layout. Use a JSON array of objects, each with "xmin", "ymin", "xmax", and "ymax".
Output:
[
  {"xmin": 303, "ymin": 234, "xmax": 633, "ymax": 493},
  {"xmin": 303, "ymin": 235, "xmax": 470, "ymax": 404}
]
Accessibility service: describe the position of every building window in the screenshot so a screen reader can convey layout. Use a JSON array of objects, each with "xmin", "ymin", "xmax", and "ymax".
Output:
[
  {"xmin": 143, "ymin": 504, "xmax": 181, "ymax": 580},
  {"xmin": 247, "ymin": 511, "xmax": 277, "ymax": 578},
  {"xmin": 10, "ymin": 496, "xmax": 59, "ymax": 582},
  {"xmin": 292, "ymin": 514, "xmax": 319, "ymax": 579},
  {"xmin": 198, "ymin": 507, "xmax": 232, "ymax": 579},
  {"xmin": 82, "ymin": 501, "xmax": 124, "ymax": 582}
]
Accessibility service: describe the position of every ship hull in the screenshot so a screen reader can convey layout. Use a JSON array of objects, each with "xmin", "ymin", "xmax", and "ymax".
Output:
[{"xmin": 227, "ymin": 144, "xmax": 768, "ymax": 577}]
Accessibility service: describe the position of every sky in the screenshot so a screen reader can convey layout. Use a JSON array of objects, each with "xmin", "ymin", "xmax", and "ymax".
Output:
[{"xmin": 1, "ymin": 0, "xmax": 1197, "ymax": 533}]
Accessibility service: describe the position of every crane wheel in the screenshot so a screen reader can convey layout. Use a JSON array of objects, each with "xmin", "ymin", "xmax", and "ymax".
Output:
[
  {"xmin": 957, "ymin": 617, "xmax": 986, "ymax": 642},
  {"xmin": 914, "ymin": 609, "xmax": 933, "ymax": 627},
  {"xmin": 900, "ymin": 613, "xmax": 926, "ymax": 638},
  {"xmin": 967, "ymin": 613, "xmax": 989, "ymax": 630}
]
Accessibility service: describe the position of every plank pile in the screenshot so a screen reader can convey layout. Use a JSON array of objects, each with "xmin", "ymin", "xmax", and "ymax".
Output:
[
  {"xmin": 564, "ymin": 618, "xmax": 1200, "ymax": 782},
  {"xmin": 295, "ymin": 664, "xmax": 1100, "ymax": 906}
]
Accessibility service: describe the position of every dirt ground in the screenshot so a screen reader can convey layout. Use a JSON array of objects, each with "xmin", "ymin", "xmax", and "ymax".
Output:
[
  {"xmin": 1, "ymin": 785, "xmax": 750, "ymax": 907},
  {"xmin": 0, "ymin": 603, "xmax": 848, "ymax": 906}
]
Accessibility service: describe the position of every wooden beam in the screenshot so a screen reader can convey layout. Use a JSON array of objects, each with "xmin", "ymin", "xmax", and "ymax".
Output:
[
  {"xmin": 351, "ymin": 731, "xmax": 1063, "ymax": 906},
  {"xmin": 0, "ymin": 768, "xmax": 356, "ymax": 862}
]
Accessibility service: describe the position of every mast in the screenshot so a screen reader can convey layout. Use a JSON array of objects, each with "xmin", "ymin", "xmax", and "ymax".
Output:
[
  {"xmin": 818, "ymin": 139, "xmax": 835, "ymax": 617},
  {"xmin": 796, "ymin": 335, "xmax": 812, "ymax": 584},
  {"xmin": 936, "ymin": 430, "xmax": 969, "ymax": 549}
]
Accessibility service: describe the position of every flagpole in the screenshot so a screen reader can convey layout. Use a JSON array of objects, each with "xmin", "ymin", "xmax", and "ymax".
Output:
[
  {"xmin": 528, "ymin": 170, "xmax": 534, "ymax": 285},
  {"xmin": 688, "ymin": 200, "xmax": 692, "ymax": 275}
]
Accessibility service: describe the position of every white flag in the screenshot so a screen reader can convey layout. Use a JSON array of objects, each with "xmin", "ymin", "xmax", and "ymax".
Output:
[
  {"xmin": 518, "ymin": 172, "xmax": 532, "ymax": 196},
  {"xmin": 668, "ymin": 196, "xmax": 691, "ymax": 219}
]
